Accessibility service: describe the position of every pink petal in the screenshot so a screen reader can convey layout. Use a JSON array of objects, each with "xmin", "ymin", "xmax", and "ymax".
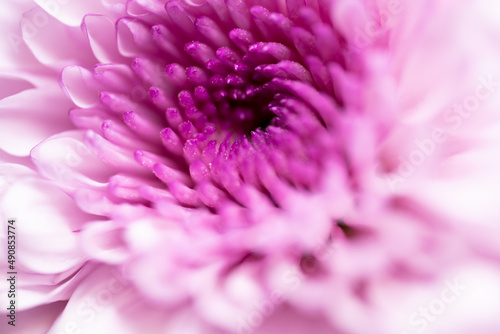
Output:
[
  {"xmin": 0, "ymin": 74, "xmax": 35, "ymax": 100},
  {"xmin": 0, "ymin": 86, "xmax": 73, "ymax": 156},
  {"xmin": 30, "ymin": 130, "xmax": 113, "ymax": 189},
  {"xmin": 116, "ymin": 18, "xmax": 157, "ymax": 57},
  {"xmin": 0, "ymin": 301, "xmax": 66, "ymax": 333},
  {"xmin": 0, "ymin": 1, "xmax": 43, "ymax": 72},
  {"xmin": 0, "ymin": 177, "xmax": 92, "ymax": 274},
  {"xmin": 22, "ymin": 8, "xmax": 95, "ymax": 69},
  {"xmin": 83, "ymin": 15, "xmax": 125, "ymax": 64},
  {"xmin": 252, "ymin": 304, "xmax": 334, "ymax": 334},
  {"xmin": 59, "ymin": 66, "xmax": 102, "ymax": 108},
  {"xmin": 33, "ymin": 0, "xmax": 109, "ymax": 27},
  {"xmin": 80, "ymin": 220, "xmax": 130, "ymax": 264},
  {"xmin": 46, "ymin": 265, "xmax": 221, "ymax": 334},
  {"xmin": 5, "ymin": 263, "xmax": 97, "ymax": 312}
]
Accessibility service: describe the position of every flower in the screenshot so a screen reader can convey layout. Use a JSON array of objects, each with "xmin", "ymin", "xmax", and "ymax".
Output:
[{"xmin": 2, "ymin": 0, "xmax": 500, "ymax": 333}]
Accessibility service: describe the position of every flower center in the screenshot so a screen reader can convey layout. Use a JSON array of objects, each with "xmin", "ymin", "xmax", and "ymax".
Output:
[
  {"xmin": 165, "ymin": 45, "xmax": 284, "ymax": 139},
  {"xmin": 88, "ymin": 1, "xmax": 345, "ymax": 209}
]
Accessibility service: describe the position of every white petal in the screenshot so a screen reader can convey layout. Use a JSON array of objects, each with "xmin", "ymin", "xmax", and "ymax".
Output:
[
  {"xmin": 59, "ymin": 66, "xmax": 102, "ymax": 108},
  {"xmin": 21, "ymin": 8, "xmax": 96, "ymax": 69},
  {"xmin": 80, "ymin": 220, "xmax": 130, "ymax": 264},
  {"xmin": 0, "ymin": 1, "xmax": 43, "ymax": 72},
  {"xmin": 47, "ymin": 265, "xmax": 219, "ymax": 334},
  {"xmin": 0, "ymin": 177, "xmax": 92, "ymax": 274},
  {"xmin": 0, "ymin": 86, "xmax": 73, "ymax": 156},
  {"xmin": 30, "ymin": 130, "xmax": 112, "ymax": 190},
  {"xmin": 34, "ymin": 0, "xmax": 109, "ymax": 27},
  {"xmin": 83, "ymin": 15, "xmax": 125, "ymax": 63},
  {"xmin": 2, "ymin": 263, "xmax": 96, "ymax": 311}
]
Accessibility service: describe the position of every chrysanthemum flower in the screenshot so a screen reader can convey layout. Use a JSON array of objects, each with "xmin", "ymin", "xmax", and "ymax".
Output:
[{"xmin": 2, "ymin": 0, "xmax": 500, "ymax": 333}]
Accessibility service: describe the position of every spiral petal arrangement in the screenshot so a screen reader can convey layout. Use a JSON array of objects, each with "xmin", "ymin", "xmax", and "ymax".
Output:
[{"xmin": 2, "ymin": 0, "xmax": 500, "ymax": 333}]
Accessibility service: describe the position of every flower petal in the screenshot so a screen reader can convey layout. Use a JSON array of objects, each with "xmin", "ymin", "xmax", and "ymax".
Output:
[
  {"xmin": 0, "ymin": 176, "xmax": 93, "ymax": 274},
  {"xmin": 59, "ymin": 66, "xmax": 102, "ymax": 108},
  {"xmin": 83, "ymin": 15, "xmax": 126, "ymax": 64},
  {"xmin": 33, "ymin": 0, "xmax": 109, "ymax": 27},
  {"xmin": 0, "ymin": 74, "xmax": 35, "ymax": 100},
  {"xmin": 0, "ymin": 86, "xmax": 73, "ymax": 156},
  {"xmin": 46, "ymin": 265, "xmax": 221, "ymax": 334},
  {"xmin": 22, "ymin": 8, "xmax": 95, "ymax": 69},
  {"xmin": 0, "ymin": 301, "xmax": 66, "ymax": 333},
  {"xmin": 80, "ymin": 220, "xmax": 130, "ymax": 264},
  {"xmin": 30, "ymin": 130, "xmax": 112, "ymax": 190},
  {"xmin": 0, "ymin": 0, "xmax": 43, "ymax": 72}
]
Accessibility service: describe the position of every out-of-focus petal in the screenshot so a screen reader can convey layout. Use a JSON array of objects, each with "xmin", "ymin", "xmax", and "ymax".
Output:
[
  {"xmin": 0, "ymin": 0, "xmax": 42, "ymax": 72},
  {"xmin": 0, "ymin": 75, "xmax": 35, "ymax": 100},
  {"xmin": 0, "ymin": 301, "xmax": 66, "ymax": 334},
  {"xmin": 0, "ymin": 176, "xmax": 93, "ymax": 274},
  {"xmin": 80, "ymin": 220, "xmax": 130, "ymax": 264},
  {"xmin": 46, "ymin": 265, "xmax": 221, "ymax": 334}
]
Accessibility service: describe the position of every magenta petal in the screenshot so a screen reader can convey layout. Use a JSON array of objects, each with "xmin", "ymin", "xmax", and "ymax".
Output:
[
  {"xmin": 168, "ymin": 180, "xmax": 202, "ymax": 206},
  {"xmin": 195, "ymin": 16, "xmax": 231, "ymax": 47},
  {"xmin": 165, "ymin": 1, "xmax": 196, "ymax": 36}
]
